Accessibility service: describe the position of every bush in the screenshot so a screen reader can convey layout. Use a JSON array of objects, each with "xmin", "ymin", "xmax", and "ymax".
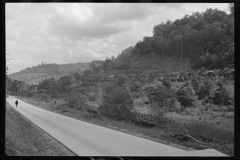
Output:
[
  {"xmin": 176, "ymin": 89, "xmax": 195, "ymax": 108},
  {"xmin": 28, "ymin": 91, "xmax": 35, "ymax": 97},
  {"xmin": 117, "ymin": 75, "xmax": 127, "ymax": 87},
  {"xmin": 103, "ymin": 84, "xmax": 117, "ymax": 95},
  {"xmin": 39, "ymin": 93, "xmax": 51, "ymax": 101},
  {"xmin": 162, "ymin": 78, "xmax": 171, "ymax": 89},
  {"xmin": 99, "ymin": 87, "xmax": 134, "ymax": 121},
  {"xmin": 130, "ymin": 92, "xmax": 141, "ymax": 99},
  {"xmin": 50, "ymin": 89, "xmax": 58, "ymax": 98},
  {"xmin": 77, "ymin": 87, "xmax": 88, "ymax": 95},
  {"xmin": 196, "ymin": 79, "xmax": 213, "ymax": 100},
  {"xmin": 88, "ymin": 93, "xmax": 97, "ymax": 101},
  {"xmin": 130, "ymin": 81, "xmax": 142, "ymax": 92},
  {"xmin": 134, "ymin": 96, "xmax": 149, "ymax": 108},
  {"xmin": 147, "ymin": 86, "xmax": 176, "ymax": 109},
  {"xmin": 211, "ymin": 86, "xmax": 233, "ymax": 106},
  {"xmin": 66, "ymin": 93, "xmax": 87, "ymax": 110}
]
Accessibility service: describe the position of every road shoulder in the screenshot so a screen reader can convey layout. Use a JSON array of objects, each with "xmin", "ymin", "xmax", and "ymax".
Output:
[{"xmin": 5, "ymin": 101, "xmax": 76, "ymax": 156}]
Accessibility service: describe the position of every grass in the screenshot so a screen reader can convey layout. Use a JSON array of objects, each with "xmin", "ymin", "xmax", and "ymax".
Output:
[
  {"xmin": 164, "ymin": 109, "xmax": 234, "ymax": 142},
  {"xmin": 5, "ymin": 101, "xmax": 76, "ymax": 156}
]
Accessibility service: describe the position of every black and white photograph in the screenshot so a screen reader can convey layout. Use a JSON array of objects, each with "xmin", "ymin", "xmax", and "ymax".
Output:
[{"xmin": 5, "ymin": 3, "xmax": 234, "ymax": 157}]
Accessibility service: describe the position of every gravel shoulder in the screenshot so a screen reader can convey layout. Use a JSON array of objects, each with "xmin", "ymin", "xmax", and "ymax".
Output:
[{"xmin": 5, "ymin": 101, "xmax": 76, "ymax": 156}]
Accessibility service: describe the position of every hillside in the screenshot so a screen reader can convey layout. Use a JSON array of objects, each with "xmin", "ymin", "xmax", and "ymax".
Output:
[
  {"xmin": 130, "ymin": 54, "xmax": 192, "ymax": 73},
  {"xmin": 96, "ymin": 54, "xmax": 193, "ymax": 77},
  {"xmin": 9, "ymin": 62, "xmax": 90, "ymax": 84}
]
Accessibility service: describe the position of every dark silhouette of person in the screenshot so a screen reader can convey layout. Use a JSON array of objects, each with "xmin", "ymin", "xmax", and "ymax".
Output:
[{"xmin": 15, "ymin": 100, "xmax": 18, "ymax": 108}]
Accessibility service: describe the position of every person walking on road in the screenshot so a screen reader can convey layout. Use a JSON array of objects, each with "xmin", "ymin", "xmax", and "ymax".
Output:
[{"xmin": 15, "ymin": 100, "xmax": 18, "ymax": 108}]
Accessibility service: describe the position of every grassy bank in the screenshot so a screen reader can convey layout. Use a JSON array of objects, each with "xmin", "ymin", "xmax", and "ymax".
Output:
[
  {"xmin": 5, "ymin": 101, "xmax": 76, "ymax": 156},
  {"xmin": 15, "ymin": 95, "xmax": 234, "ymax": 156}
]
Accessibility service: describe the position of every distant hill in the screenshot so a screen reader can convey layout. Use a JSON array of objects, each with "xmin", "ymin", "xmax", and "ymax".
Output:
[{"xmin": 9, "ymin": 62, "xmax": 90, "ymax": 84}]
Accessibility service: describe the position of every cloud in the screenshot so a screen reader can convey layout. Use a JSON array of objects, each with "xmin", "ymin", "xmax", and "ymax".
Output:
[
  {"xmin": 48, "ymin": 17, "xmax": 128, "ymax": 40},
  {"xmin": 92, "ymin": 3, "xmax": 154, "ymax": 23},
  {"xmin": 47, "ymin": 5, "xmax": 129, "ymax": 41}
]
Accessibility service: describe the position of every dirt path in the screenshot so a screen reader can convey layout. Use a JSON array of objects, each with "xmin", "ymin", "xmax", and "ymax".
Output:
[{"xmin": 5, "ymin": 101, "xmax": 76, "ymax": 156}]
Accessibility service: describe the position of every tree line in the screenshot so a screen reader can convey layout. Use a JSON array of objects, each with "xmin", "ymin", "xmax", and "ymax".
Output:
[{"xmin": 95, "ymin": 4, "xmax": 234, "ymax": 71}]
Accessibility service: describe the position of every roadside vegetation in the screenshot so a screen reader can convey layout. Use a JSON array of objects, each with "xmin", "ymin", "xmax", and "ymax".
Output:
[{"xmin": 13, "ymin": 74, "xmax": 234, "ymax": 156}]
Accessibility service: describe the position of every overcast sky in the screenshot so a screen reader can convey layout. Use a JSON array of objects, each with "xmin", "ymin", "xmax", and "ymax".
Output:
[{"xmin": 6, "ymin": 3, "xmax": 229, "ymax": 74}]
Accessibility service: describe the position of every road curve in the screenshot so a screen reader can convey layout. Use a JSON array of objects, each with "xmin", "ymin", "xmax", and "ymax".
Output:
[{"xmin": 6, "ymin": 96, "xmax": 227, "ymax": 156}]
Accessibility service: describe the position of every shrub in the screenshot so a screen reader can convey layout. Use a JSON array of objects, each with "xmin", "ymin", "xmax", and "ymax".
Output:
[
  {"xmin": 39, "ymin": 93, "xmax": 51, "ymax": 101},
  {"xmin": 88, "ymin": 93, "xmax": 97, "ymax": 101},
  {"xmin": 130, "ymin": 92, "xmax": 141, "ymax": 99},
  {"xmin": 196, "ymin": 80, "xmax": 213, "ymax": 100},
  {"xmin": 173, "ymin": 101, "xmax": 183, "ymax": 112},
  {"xmin": 28, "ymin": 91, "xmax": 34, "ymax": 97},
  {"xmin": 211, "ymin": 86, "xmax": 233, "ymax": 106},
  {"xmin": 147, "ymin": 86, "xmax": 176, "ymax": 109},
  {"xmin": 228, "ymin": 106, "xmax": 234, "ymax": 112},
  {"xmin": 134, "ymin": 96, "xmax": 149, "ymax": 108},
  {"xmin": 50, "ymin": 89, "xmax": 58, "ymax": 98},
  {"xmin": 103, "ymin": 84, "xmax": 117, "ymax": 95},
  {"xmin": 117, "ymin": 75, "xmax": 127, "ymax": 87},
  {"xmin": 130, "ymin": 81, "xmax": 142, "ymax": 92},
  {"xmin": 162, "ymin": 78, "xmax": 171, "ymax": 89},
  {"xmin": 99, "ymin": 87, "xmax": 134, "ymax": 121},
  {"xmin": 176, "ymin": 89, "xmax": 195, "ymax": 108},
  {"xmin": 191, "ymin": 78, "xmax": 200, "ymax": 92},
  {"xmin": 176, "ymin": 83, "xmax": 196, "ymax": 108},
  {"xmin": 56, "ymin": 93, "xmax": 68, "ymax": 99},
  {"xmin": 66, "ymin": 93, "xmax": 87, "ymax": 110},
  {"xmin": 38, "ymin": 89, "xmax": 45, "ymax": 94},
  {"xmin": 77, "ymin": 87, "xmax": 88, "ymax": 95}
]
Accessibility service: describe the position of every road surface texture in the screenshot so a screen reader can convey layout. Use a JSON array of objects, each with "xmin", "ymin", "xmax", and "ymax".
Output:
[{"xmin": 6, "ymin": 96, "xmax": 228, "ymax": 156}]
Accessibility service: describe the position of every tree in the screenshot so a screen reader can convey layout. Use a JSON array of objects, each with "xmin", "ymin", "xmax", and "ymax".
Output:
[
  {"xmin": 196, "ymin": 79, "xmax": 213, "ymax": 100},
  {"xmin": 153, "ymin": 36, "xmax": 166, "ymax": 60},
  {"xmin": 176, "ymin": 35, "xmax": 183, "ymax": 61},
  {"xmin": 38, "ymin": 77, "xmax": 58, "ymax": 97},
  {"xmin": 11, "ymin": 80, "xmax": 18, "ymax": 95},
  {"xmin": 211, "ymin": 86, "xmax": 233, "ymax": 106},
  {"xmin": 176, "ymin": 88, "xmax": 195, "ymax": 108},
  {"xmin": 57, "ymin": 75, "xmax": 72, "ymax": 93},
  {"xmin": 74, "ymin": 72, "xmax": 81, "ymax": 83},
  {"xmin": 204, "ymin": 8, "xmax": 227, "ymax": 24},
  {"xmin": 147, "ymin": 86, "xmax": 176, "ymax": 109},
  {"xmin": 90, "ymin": 61, "xmax": 101, "ymax": 73},
  {"xmin": 99, "ymin": 87, "xmax": 134, "ymax": 121},
  {"xmin": 229, "ymin": 3, "xmax": 234, "ymax": 15},
  {"xmin": 116, "ymin": 75, "xmax": 126, "ymax": 87},
  {"xmin": 81, "ymin": 69, "xmax": 94, "ymax": 86},
  {"xmin": 66, "ymin": 92, "xmax": 87, "ymax": 110}
]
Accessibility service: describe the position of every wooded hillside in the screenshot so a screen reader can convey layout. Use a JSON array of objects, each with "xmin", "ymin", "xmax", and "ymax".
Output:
[
  {"xmin": 100, "ymin": 5, "xmax": 234, "ymax": 71},
  {"xmin": 9, "ymin": 62, "xmax": 90, "ymax": 84}
]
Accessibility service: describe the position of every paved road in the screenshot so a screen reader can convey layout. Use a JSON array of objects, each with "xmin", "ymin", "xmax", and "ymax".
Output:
[{"xmin": 6, "ymin": 96, "xmax": 228, "ymax": 156}]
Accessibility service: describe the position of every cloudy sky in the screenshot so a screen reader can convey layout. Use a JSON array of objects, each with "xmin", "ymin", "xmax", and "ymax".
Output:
[{"xmin": 6, "ymin": 3, "xmax": 229, "ymax": 74}]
